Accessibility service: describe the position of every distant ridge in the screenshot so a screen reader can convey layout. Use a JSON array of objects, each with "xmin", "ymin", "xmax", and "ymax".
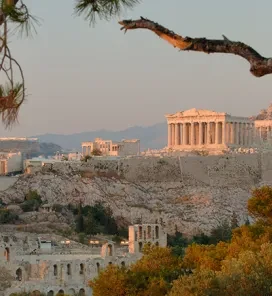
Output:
[{"xmin": 33, "ymin": 122, "xmax": 167, "ymax": 151}]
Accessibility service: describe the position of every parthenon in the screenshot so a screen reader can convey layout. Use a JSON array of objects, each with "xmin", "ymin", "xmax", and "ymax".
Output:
[{"xmin": 165, "ymin": 108, "xmax": 255, "ymax": 150}]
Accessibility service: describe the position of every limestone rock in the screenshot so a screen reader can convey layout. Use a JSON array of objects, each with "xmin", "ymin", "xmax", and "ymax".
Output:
[{"xmin": 1, "ymin": 153, "xmax": 272, "ymax": 235}]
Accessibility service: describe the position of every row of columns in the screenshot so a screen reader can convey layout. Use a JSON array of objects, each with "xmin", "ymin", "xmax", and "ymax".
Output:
[
  {"xmin": 168, "ymin": 121, "xmax": 255, "ymax": 147},
  {"xmin": 82, "ymin": 145, "xmax": 92, "ymax": 156}
]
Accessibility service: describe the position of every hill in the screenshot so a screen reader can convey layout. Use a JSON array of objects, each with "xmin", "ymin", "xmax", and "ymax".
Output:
[{"xmin": 33, "ymin": 122, "xmax": 167, "ymax": 151}]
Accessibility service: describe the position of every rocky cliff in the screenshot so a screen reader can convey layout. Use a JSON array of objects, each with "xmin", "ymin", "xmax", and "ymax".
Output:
[{"xmin": 1, "ymin": 153, "xmax": 272, "ymax": 235}]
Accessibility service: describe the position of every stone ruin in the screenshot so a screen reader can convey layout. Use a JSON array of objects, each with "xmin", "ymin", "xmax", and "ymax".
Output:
[{"xmin": 0, "ymin": 224, "xmax": 167, "ymax": 296}]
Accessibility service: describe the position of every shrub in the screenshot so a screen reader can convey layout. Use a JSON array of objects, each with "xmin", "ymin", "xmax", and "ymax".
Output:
[
  {"xmin": 21, "ymin": 190, "xmax": 42, "ymax": 212},
  {"xmin": 0, "ymin": 208, "xmax": 18, "ymax": 223}
]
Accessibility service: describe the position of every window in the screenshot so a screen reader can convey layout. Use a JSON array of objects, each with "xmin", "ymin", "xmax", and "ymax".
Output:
[
  {"xmin": 53, "ymin": 264, "xmax": 57, "ymax": 276},
  {"xmin": 147, "ymin": 226, "xmax": 151, "ymax": 239},
  {"xmin": 67, "ymin": 264, "xmax": 71, "ymax": 275},
  {"xmin": 155, "ymin": 226, "xmax": 159, "ymax": 239},
  {"xmin": 79, "ymin": 263, "xmax": 84, "ymax": 275},
  {"xmin": 139, "ymin": 226, "xmax": 142, "ymax": 239},
  {"xmin": 96, "ymin": 262, "xmax": 100, "ymax": 273},
  {"xmin": 139, "ymin": 242, "xmax": 143, "ymax": 252},
  {"xmin": 4, "ymin": 247, "xmax": 10, "ymax": 262},
  {"xmin": 108, "ymin": 244, "xmax": 113, "ymax": 256},
  {"xmin": 16, "ymin": 268, "xmax": 22, "ymax": 281}
]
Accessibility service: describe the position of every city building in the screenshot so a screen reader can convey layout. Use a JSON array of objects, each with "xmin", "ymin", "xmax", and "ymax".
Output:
[
  {"xmin": 3, "ymin": 223, "xmax": 166, "ymax": 296},
  {"xmin": 0, "ymin": 137, "xmax": 39, "ymax": 155},
  {"xmin": 82, "ymin": 138, "xmax": 140, "ymax": 157},
  {"xmin": 0, "ymin": 152, "xmax": 22, "ymax": 175},
  {"xmin": 165, "ymin": 108, "xmax": 255, "ymax": 151}
]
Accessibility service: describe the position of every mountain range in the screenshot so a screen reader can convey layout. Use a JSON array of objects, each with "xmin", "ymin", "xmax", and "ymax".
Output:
[{"xmin": 34, "ymin": 122, "xmax": 167, "ymax": 151}]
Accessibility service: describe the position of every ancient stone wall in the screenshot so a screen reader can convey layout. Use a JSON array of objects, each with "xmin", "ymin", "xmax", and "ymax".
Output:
[{"xmin": 44, "ymin": 152, "xmax": 270, "ymax": 186}]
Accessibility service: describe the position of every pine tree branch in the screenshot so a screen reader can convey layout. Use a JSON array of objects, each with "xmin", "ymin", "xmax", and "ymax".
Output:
[{"xmin": 119, "ymin": 17, "xmax": 272, "ymax": 77}]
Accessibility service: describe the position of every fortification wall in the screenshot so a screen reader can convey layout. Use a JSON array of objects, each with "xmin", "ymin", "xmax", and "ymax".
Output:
[{"xmin": 45, "ymin": 152, "xmax": 271, "ymax": 187}]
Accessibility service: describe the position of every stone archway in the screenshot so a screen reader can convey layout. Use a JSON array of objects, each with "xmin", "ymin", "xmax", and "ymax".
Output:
[
  {"xmin": 4, "ymin": 247, "xmax": 10, "ymax": 261},
  {"xmin": 57, "ymin": 290, "xmax": 64, "ymax": 296},
  {"xmin": 16, "ymin": 268, "xmax": 22, "ymax": 281},
  {"xmin": 47, "ymin": 291, "xmax": 54, "ymax": 296},
  {"xmin": 107, "ymin": 244, "xmax": 113, "ymax": 256},
  {"xmin": 79, "ymin": 289, "xmax": 85, "ymax": 296},
  {"xmin": 67, "ymin": 288, "xmax": 76, "ymax": 296},
  {"xmin": 31, "ymin": 291, "xmax": 41, "ymax": 296}
]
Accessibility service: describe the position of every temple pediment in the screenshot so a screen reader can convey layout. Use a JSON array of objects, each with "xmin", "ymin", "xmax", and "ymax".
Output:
[{"xmin": 165, "ymin": 108, "xmax": 227, "ymax": 118}]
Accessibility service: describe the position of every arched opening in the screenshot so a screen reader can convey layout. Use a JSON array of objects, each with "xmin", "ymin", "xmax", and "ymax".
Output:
[
  {"xmin": 96, "ymin": 262, "xmax": 100, "ymax": 273},
  {"xmin": 139, "ymin": 226, "xmax": 142, "ymax": 239},
  {"xmin": 53, "ymin": 264, "xmax": 58, "ymax": 276},
  {"xmin": 139, "ymin": 242, "xmax": 143, "ymax": 252},
  {"xmin": 67, "ymin": 263, "xmax": 71, "ymax": 275},
  {"xmin": 16, "ymin": 268, "xmax": 22, "ymax": 281},
  {"xmin": 67, "ymin": 288, "xmax": 76, "ymax": 296},
  {"xmin": 121, "ymin": 261, "xmax": 125, "ymax": 267},
  {"xmin": 147, "ymin": 226, "xmax": 151, "ymax": 239},
  {"xmin": 107, "ymin": 244, "xmax": 113, "ymax": 256},
  {"xmin": 155, "ymin": 226, "xmax": 159, "ymax": 239},
  {"xmin": 31, "ymin": 291, "xmax": 41, "ymax": 296},
  {"xmin": 155, "ymin": 242, "xmax": 159, "ymax": 247},
  {"xmin": 108, "ymin": 261, "xmax": 112, "ymax": 265},
  {"xmin": 79, "ymin": 263, "xmax": 84, "ymax": 275},
  {"xmin": 47, "ymin": 291, "xmax": 54, "ymax": 296},
  {"xmin": 4, "ymin": 247, "xmax": 10, "ymax": 262},
  {"xmin": 79, "ymin": 288, "xmax": 85, "ymax": 296},
  {"xmin": 57, "ymin": 290, "xmax": 64, "ymax": 296}
]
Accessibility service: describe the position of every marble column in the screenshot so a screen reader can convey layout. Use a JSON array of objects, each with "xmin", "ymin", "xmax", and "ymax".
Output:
[
  {"xmin": 222, "ymin": 122, "xmax": 226, "ymax": 145},
  {"xmin": 230, "ymin": 123, "xmax": 234, "ymax": 144},
  {"xmin": 199, "ymin": 122, "xmax": 203, "ymax": 145},
  {"xmin": 182, "ymin": 123, "xmax": 187, "ymax": 145},
  {"xmin": 248, "ymin": 124, "xmax": 252, "ymax": 146},
  {"xmin": 244, "ymin": 123, "xmax": 248, "ymax": 146},
  {"xmin": 168, "ymin": 124, "xmax": 172, "ymax": 147},
  {"xmin": 171, "ymin": 124, "xmax": 175, "ymax": 146},
  {"xmin": 235, "ymin": 122, "xmax": 239, "ymax": 145},
  {"xmin": 225, "ymin": 123, "xmax": 229, "ymax": 144},
  {"xmin": 175, "ymin": 123, "xmax": 180, "ymax": 146},
  {"xmin": 191, "ymin": 123, "xmax": 195, "ymax": 145},
  {"xmin": 215, "ymin": 122, "xmax": 219, "ymax": 144},
  {"xmin": 239, "ymin": 123, "xmax": 244, "ymax": 146},
  {"xmin": 207, "ymin": 122, "xmax": 211, "ymax": 144}
]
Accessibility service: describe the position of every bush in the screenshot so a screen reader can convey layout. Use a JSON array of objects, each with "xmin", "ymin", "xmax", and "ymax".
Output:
[
  {"xmin": 0, "ymin": 208, "xmax": 18, "ymax": 224},
  {"xmin": 21, "ymin": 190, "xmax": 42, "ymax": 212}
]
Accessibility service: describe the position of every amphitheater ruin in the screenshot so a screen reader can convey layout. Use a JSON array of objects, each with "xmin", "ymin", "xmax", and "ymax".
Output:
[{"xmin": 1, "ymin": 224, "xmax": 167, "ymax": 296}]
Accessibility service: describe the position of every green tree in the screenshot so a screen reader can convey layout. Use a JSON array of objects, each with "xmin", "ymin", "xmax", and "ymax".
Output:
[
  {"xmin": 76, "ymin": 202, "xmax": 84, "ymax": 232},
  {"xmin": 21, "ymin": 190, "xmax": 42, "ymax": 212}
]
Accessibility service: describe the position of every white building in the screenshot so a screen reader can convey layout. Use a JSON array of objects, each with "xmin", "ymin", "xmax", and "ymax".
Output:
[
  {"xmin": 82, "ymin": 138, "xmax": 140, "ymax": 157},
  {"xmin": 0, "ymin": 152, "xmax": 22, "ymax": 175}
]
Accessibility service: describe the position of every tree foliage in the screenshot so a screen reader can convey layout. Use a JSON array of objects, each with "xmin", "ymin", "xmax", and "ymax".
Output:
[{"xmin": 90, "ymin": 186, "xmax": 272, "ymax": 296}]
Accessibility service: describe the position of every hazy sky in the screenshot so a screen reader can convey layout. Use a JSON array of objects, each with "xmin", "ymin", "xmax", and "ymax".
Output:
[{"xmin": 1, "ymin": 0, "xmax": 272, "ymax": 136}]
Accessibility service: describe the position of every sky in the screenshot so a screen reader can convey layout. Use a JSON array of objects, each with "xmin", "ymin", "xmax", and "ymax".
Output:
[{"xmin": 1, "ymin": 0, "xmax": 272, "ymax": 136}]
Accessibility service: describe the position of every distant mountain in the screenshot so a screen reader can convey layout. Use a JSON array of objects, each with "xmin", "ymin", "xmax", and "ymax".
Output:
[{"xmin": 33, "ymin": 122, "xmax": 167, "ymax": 151}]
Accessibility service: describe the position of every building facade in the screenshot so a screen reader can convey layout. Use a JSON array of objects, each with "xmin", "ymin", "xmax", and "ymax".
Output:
[
  {"xmin": 2, "ymin": 223, "xmax": 166, "ymax": 296},
  {"xmin": 254, "ymin": 120, "xmax": 272, "ymax": 142},
  {"xmin": 82, "ymin": 138, "xmax": 140, "ymax": 157},
  {"xmin": 0, "ymin": 152, "xmax": 22, "ymax": 175},
  {"xmin": 166, "ymin": 108, "xmax": 255, "ymax": 151}
]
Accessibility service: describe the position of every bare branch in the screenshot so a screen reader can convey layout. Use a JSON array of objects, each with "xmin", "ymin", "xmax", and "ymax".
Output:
[{"xmin": 119, "ymin": 17, "xmax": 272, "ymax": 77}]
